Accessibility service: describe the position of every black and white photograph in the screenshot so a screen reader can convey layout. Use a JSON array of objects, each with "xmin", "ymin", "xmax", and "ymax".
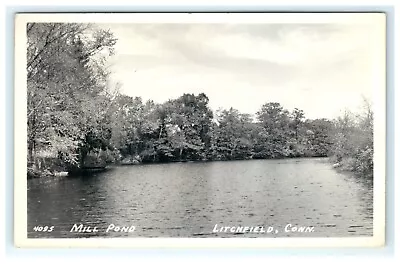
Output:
[{"xmin": 14, "ymin": 13, "xmax": 386, "ymax": 247}]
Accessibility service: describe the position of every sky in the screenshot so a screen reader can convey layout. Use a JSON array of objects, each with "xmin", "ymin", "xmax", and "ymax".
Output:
[{"xmin": 100, "ymin": 20, "xmax": 383, "ymax": 120}]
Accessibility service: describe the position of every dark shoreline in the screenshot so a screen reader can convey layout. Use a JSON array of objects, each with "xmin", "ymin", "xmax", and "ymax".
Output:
[{"xmin": 28, "ymin": 155, "xmax": 336, "ymax": 179}]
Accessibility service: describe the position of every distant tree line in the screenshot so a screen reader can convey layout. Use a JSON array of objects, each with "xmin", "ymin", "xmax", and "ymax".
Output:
[
  {"xmin": 26, "ymin": 23, "xmax": 373, "ymax": 178},
  {"xmin": 109, "ymin": 94, "xmax": 334, "ymax": 162}
]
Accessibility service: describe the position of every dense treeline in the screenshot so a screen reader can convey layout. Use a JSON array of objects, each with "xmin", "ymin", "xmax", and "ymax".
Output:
[
  {"xmin": 109, "ymin": 94, "xmax": 335, "ymax": 163},
  {"xmin": 26, "ymin": 23, "xmax": 373, "ymax": 178},
  {"xmin": 111, "ymin": 94, "xmax": 333, "ymax": 162}
]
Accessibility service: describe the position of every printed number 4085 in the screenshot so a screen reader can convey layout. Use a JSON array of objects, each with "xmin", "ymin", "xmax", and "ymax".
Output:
[{"xmin": 33, "ymin": 226, "xmax": 54, "ymax": 232}]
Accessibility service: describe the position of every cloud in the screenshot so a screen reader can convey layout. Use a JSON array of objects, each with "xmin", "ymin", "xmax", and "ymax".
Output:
[{"xmin": 100, "ymin": 22, "xmax": 381, "ymax": 119}]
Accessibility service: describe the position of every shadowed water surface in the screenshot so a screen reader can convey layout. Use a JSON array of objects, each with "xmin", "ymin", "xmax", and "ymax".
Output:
[{"xmin": 27, "ymin": 158, "xmax": 373, "ymax": 238}]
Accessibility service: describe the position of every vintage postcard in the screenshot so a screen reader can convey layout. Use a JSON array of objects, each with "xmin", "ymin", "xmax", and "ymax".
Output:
[{"xmin": 14, "ymin": 12, "xmax": 386, "ymax": 248}]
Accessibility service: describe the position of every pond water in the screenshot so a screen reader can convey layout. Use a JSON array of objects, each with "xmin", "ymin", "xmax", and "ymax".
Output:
[{"xmin": 27, "ymin": 158, "xmax": 373, "ymax": 238}]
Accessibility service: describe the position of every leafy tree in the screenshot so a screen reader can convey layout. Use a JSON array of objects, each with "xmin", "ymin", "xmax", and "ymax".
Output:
[
  {"xmin": 159, "ymin": 93, "xmax": 213, "ymax": 161},
  {"xmin": 27, "ymin": 23, "xmax": 117, "ymax": 169},
  {"xmin": 256, "ymin": 102, "xmax": 291, "ymax": 158},
  {"xmin": 211, "ymin": 108, "xmax": 254, "ymax": 160},
  {"xmin": 304, "ymin": 118, "xmax": 334, "ymax": 157}
]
